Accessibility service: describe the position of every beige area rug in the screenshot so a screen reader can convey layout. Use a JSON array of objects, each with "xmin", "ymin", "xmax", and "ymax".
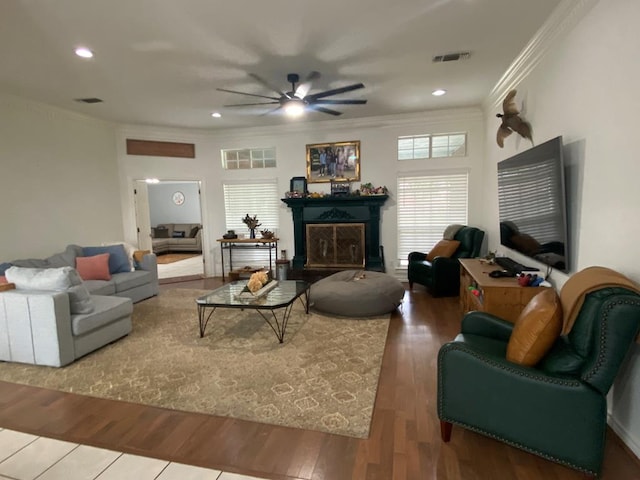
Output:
[
  {"xmin": 156, "ymin": 253, "xmax": 201, "ymax": 264},
  {"xmin": 0, "ymin": 289, "xmax": 390, "ymax": 438}
]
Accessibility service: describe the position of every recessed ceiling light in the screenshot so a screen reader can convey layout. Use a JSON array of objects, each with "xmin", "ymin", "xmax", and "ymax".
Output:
[
  {"xmin": 432, "ymin": 89, "xmax": 447, "ymax": 96},
  {"xmin": 211, "ymin": 112, "xmax": 222, "ymax": 118},
  {"xmin": 145, "ymin": 178, "xmax": 160, "ymax": 184},
  {"xmin": 75, "ymin": 47, "xmax": 94, "ymax": 58}
]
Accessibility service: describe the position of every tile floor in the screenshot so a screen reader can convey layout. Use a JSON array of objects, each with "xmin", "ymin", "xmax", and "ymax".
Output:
[
  {"xmin": 157, "ymin": 255, "xmax": 204, "ymax": 280},
  {"xmin": 0, "ymin": 428, "xmax": 268, "ymax": 480}
]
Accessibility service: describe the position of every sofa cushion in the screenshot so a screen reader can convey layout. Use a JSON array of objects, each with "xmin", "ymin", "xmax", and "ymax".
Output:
[
  {"xmin": 0, "ymin": 276, "xmax": 6, "ymax": 284},
  {"xmin": 111, "ymin": 270, "xmax": 152, "ymax": 293},
  {"xmin": 426, "ymin": 240, "xmax": 460, "ymax": 262},
  {"xmin": 172, "ymin": 230, "xmax": 186, "ymax": 238},
  {"xmin": 507, "ymin": 289, "xmax": 563, "ymax": 366},
  {"xmin": 5, "ymin": 266, "xmax": 95, "ymax": 314},
  {"xmin": 189, "ymin": 225, "xmax": 201, "ymax": 238},
  {"xmin": 83, "ymin": 279, "xmax": 116, "ymax": 296},
  {"xmin": 83, "ymin": 244, "xmax": 130, "ymax": 274},
  {"xmin": 153, "ymin": 227, "xmax": 169, "ymax": 238},
  {"xmin": 71, "ymin": 295, "xmax": 133, "ymax": 336},
  {"xmin": 6, "ymin": 266, "xmax": 73, "ymax": 290},
  {"xmin": 102, "ymin": 242, "xmax": 136, "ymax": 271},
  {"xmin": 76, "ymin": 253, "xmax": 112, "ymax": 281},
  {"xmin": 11, "ymin": 245, "xmax": 82, "ymax": 269}
]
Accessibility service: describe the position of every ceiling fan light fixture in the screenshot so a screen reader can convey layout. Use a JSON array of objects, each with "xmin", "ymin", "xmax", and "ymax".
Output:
[
  {"xmin": 432, "ymin": 89, "xmax": 447, "ymax": 96},
  {"xmin": 75, "ymin": 47, "xmax": 94, "ymax": 58},
  {"xmin": 284, "ymin": 99, "xmax": 305, "ymax": 117},
  {"xmin": 211, "ymin": 112, "xmax": 222, "ymax": 118}
]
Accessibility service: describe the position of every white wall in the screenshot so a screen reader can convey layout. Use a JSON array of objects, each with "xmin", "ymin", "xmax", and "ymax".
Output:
[
  {"xmin": 480, "ymin": 0, "xmax": 640, "ymax": 458},
  {"xmin": 0, "ymin": 94, "xmax": 122, "ymax": 260},
  {"xmin": 148, "ymin": 182, "xmax": 201, "ymax": 226},
  {"xmin": 116, "ymin": 108, "xmax": 485, "ymax": 277}
]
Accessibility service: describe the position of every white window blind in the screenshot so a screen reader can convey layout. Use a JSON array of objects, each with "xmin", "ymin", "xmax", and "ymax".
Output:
[
  {"xmin": 222, "ymin": 180, "xmax": 280, "ymax": 267},
  {"xmin": 396, "ymin": 171, "xmax": 468, "ymax": 267}
]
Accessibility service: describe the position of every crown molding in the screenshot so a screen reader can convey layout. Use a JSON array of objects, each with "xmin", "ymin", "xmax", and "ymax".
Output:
[
  {"xmin": 484, "ymin": 0, "xmax": 599, "ymax": 111},
  {"xmin": 118, "ymin": 107, "xmax": 483, "ymax": 143}
]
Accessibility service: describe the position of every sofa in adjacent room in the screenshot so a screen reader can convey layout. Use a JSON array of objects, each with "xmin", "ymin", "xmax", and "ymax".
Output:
[
  {"xmin": 151, "ymin": 223, "xmax": 202, "ymax": 254},
  {"xmin": 0, "ymin": 244, "xmax": 159, "ymax": 367}
]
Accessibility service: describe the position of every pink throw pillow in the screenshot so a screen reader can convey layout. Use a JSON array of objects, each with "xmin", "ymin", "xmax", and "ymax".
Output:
[
  {"xmin": 0, "ymin": 276, "xmax": 7, "ymax": 284},
  {"xmin": 76, "ymin": 253, "xmax": 112, "ymax": 281}
]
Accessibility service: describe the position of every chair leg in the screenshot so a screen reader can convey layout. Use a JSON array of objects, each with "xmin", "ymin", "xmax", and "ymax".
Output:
[
  {"xmin": 409, "ymin": 281, "xmax": 413, "ymax": 290},
  {"xmin": 440, "ymin": 420, "xmax": 452, "ymax": 442}
]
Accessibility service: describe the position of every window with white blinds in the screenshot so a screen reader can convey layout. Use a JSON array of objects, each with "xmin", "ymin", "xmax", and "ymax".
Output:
[
  {"xmin": 397, "ymin": 171, "xmax": 469, "ymax": 267},
  {"xmin": 222, "ymin": 180, "xmax": 280, "ymax": 267}
]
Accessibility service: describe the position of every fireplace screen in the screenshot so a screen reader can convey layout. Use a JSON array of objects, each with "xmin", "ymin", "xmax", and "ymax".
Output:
[{"xmin": 306, "ymin": 223, "xmax": 365, "ymax": 268}]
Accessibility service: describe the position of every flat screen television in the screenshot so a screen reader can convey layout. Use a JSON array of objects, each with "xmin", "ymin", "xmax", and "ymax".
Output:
[{"xmin": 497, "ymin": 136, "xmax": 569, "ymax": 272}]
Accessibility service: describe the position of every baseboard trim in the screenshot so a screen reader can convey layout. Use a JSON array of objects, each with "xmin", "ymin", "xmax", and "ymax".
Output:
[{"xmin": 608, "ymin": 414, "xmax": 640, "ymax": 463}]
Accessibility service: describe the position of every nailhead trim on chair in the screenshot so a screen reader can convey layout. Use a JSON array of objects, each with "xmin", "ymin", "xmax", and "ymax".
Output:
[
  {"xmin": 582, "ymin": 298, "xmax": 640, "ymax": 383},
  {"xmin": 437, "ymin": 345, "xmax": 596, "ymax": 476}
]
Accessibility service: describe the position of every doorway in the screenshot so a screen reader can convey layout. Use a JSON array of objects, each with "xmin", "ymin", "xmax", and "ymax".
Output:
[{"xmin": 134, "ymin": 180, "xmax": 205, "ymax": 282}]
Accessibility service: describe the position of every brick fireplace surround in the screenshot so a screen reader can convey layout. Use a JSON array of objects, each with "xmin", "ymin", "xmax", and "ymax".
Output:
[{"xmin": 281, "ymin": 195, "xmax": 389, "ymax": 271}]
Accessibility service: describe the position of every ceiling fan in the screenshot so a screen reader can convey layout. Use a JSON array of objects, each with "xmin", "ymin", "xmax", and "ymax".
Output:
[{"xmin": 216, "ymin": 72, "xmax": 367, "ymax": 116}]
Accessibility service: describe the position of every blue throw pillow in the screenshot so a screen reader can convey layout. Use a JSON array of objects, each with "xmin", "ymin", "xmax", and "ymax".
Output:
[
  {"xmin": 82, "ymin": 244, "xmax": 130, "ymax": 274},
  {"xmin": 0, "ymin": 262, "xmax": 12, "ymax": 275}
]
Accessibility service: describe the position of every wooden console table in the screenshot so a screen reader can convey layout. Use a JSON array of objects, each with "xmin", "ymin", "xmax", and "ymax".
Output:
[
  {"xmin": 459, "ymin": 258, "xmax": 552, "ymax": 323},
  {"xmin": 217, "ymin": 238, "xmax": 278, "ymax": 282}
]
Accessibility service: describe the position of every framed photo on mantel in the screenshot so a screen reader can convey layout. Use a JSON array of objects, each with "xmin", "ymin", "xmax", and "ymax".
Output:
[{"xmin": 306, "ymin": 140, "xmax": 360, "ymax": 184}]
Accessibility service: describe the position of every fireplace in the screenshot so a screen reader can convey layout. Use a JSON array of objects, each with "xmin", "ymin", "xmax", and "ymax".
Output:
[{"xmin": 281, "ymin": 195, "xmax": 388, "ymax": 270}]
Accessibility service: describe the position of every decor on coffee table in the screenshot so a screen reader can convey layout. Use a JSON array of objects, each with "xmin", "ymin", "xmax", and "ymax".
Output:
[{"xmin": 0, "ymin": 288, "xmax": 391, "ymax": 438}]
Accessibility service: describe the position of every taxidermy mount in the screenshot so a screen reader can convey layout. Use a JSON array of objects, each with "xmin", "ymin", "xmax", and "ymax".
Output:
[{"xmin": 496, "ymin": 89, "xmax": 533, "ymax": 148}]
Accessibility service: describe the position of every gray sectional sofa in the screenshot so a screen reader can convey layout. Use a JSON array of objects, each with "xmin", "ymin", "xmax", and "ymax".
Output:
[
  {"xmin": 152, "ymin": 223, "xmax": 202, "ymax": 254},
  {"xmin": 0, "ymin": 244, "xmax": 159, "ymax": 367}
]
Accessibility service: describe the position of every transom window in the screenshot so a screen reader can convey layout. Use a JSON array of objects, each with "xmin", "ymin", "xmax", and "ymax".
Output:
[
  {"xmin": 398, "ymin": 133, "xmax": 466, "ymax": 160},
  {"xmin": 222, "ymin": 147, "xmax": 276, "ymax": 169}
]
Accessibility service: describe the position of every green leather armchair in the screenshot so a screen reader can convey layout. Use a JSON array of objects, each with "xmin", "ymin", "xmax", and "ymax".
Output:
[
  {"xmin": 407, "ymin": 226, "xmax": 484, "ymax": 297},
  {"xmin": 437, "ymin": 287, "xmax": 640, "ymax": 476}
]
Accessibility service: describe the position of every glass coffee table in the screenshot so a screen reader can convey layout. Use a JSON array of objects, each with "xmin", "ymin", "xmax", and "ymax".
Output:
[{"xmin": 195, "ymin": 280, "xmax": 310, "ymax": 343}]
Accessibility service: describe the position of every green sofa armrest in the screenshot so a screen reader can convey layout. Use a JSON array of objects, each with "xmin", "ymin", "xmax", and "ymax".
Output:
[{"xmin": 461, "ymin": 311, "xmax": 514, "ymax": 342}]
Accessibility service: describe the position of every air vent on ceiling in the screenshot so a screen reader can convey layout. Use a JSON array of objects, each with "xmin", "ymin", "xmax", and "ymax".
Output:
[
  {"xmin": 74, "ymin": 97, "xmax": 103, "ymax": 104},
  {"xmin": 432, "ymin": 52, "xmax": 471, "ymax": 63}
]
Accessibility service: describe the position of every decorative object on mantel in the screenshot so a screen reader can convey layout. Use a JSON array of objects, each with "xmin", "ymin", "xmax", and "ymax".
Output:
[
  {"xmin": 359, "ymin": 183, "xmax": 389, "ymax": 195},
  {"xmin": 242, "ymin": 214, "xmax": 261, "ymax": 239},
  {"xmin": 330, "ymin": 180, "xmax": 351, "ymax": 196},
  {"xmin": 496, "ymin": 89, "xmax": 533, "ymax": 148}
]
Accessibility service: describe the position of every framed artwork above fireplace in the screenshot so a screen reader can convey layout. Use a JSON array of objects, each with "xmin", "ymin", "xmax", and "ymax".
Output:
[{"xmin": 306, "ymin": 140, "xmax": 360, "ymax": 184}]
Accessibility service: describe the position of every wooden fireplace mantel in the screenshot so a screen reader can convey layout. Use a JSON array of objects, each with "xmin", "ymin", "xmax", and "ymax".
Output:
[{"xmin": 281, "ymin": 195, "xmax": 389, "ymax": 270}]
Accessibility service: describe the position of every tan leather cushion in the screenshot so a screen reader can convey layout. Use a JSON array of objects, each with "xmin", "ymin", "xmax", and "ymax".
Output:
[
  {"xmin": 426, "ymin": 239, "xmax": 460, "ymax": 262},
  {"xmin": 507, "ymin": 289, "xmax": 562, "ymax": 366}
]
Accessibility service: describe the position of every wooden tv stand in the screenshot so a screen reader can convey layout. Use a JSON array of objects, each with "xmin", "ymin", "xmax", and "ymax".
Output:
[{"xmin": 459, "ymin": 258, "xmax": 552, "ymax": 323}]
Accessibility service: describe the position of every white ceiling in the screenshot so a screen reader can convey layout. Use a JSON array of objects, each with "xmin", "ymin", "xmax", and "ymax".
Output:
[{"xmin": 0, "ymin": 0, "xmax": 561, "ymax": 130}]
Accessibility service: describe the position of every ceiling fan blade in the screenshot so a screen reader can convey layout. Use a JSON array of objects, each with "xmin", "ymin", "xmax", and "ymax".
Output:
[
  {"xmin": 312, "ymin": 99, "xmax": 367, "ymax": 105},
  {"xmin": 307, "ymin": 83, "xmax": 365, "ymax": 100},
  {"xmin": 223, "ymin": 101, "xmax": 280, "ymax": 107},
  {"xmin": 248, "ymin": 73, "xmax": 290, "ymax": 99},
  {"xmin": 308, "ymin": 105, "xmax": 343, "ymax": 116},
  {"xmin": 260, "ymin": 106, "xmax": 282, "ymax": 116},
  {"xmin": 294, "ymin": 71, "xmax": 321, "ymax": 99},
  {"xmin": 216, "ymin": 88, "xmax": 280, "ymax": 101}
]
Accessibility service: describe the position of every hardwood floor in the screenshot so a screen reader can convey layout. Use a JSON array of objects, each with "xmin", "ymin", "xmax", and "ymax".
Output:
[{"xmin": 0, "ymin": 278, "xmax": 639, "ymax": 479}]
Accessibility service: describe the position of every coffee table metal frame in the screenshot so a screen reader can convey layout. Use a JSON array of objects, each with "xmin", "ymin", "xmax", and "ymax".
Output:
[{"xmin": 195, "ymin": 280, "xmax": 310, "ymax": 343}]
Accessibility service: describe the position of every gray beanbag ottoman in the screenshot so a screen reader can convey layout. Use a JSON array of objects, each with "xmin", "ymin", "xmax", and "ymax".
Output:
[{"xmin": 310, "ymin": 270, "xmax": 405, "ymax": 317}]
